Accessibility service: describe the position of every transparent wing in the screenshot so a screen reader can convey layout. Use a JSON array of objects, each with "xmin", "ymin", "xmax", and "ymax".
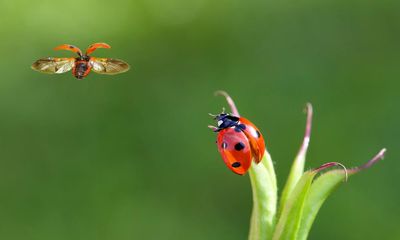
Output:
[
  {"xmin": 31, "ymin": 57, "xmax": 75, "ymax": 74},
  {"xmin": 89, "ymin": 57, "xmax": 130, "ymax": 75}
]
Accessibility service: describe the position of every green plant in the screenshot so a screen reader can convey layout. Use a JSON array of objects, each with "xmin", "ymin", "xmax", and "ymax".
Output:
[{"xmin": 214, "ymin": 91, "xmax": 386, "ymax": 240}]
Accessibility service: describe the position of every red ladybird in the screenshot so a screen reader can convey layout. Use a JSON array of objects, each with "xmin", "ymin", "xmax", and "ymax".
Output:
[
  {"xmin": 31, "ymin": 43, "xmax": 130, "ymax": 79},
  {"xmin": 211, "ymin": 112, "xmax": 266, "ymax": 175}
]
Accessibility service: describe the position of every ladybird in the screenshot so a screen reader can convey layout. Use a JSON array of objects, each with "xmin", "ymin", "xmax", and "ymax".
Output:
[
  {"xmin": 31, "ymin": 43, "xmax": 130, "ymax": 79},
  {"xmin": 211, "ymin": 112, "xmax": 266, "ymax": 175}
]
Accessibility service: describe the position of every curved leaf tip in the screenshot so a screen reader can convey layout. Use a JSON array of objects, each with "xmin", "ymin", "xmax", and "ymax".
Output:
[
  {"xmin": 313, "ymin": 162, "xmax": 348, "ymax": 182},
  {"xmin": 299, "ymin": 103, "xmax": 313, "ymax": 156},
  {"xmin": 278, "ymin": 102, "xmax": 313, "ymax": 219},
  {"xmin": 215, "ymin": 90, "xmax": 240, "ymax": 116},
  {"xmin": 350, "ymin": 148, "xmax": 386, "ymax": 173}
]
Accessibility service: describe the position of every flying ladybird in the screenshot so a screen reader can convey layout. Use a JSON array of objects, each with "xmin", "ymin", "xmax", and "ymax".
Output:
[
  {"xmin": 31, "ymin": 43, "xmax": 130, "ymax": 79},
  {"xmin": 211, "ymin": 112, "xmax": 266, "ymax": 175}
]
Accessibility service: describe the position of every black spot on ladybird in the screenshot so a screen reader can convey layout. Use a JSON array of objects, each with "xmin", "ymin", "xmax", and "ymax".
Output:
[
  {"xmin": 232, "ymin": 162, "xmax": 241, "ymax": 168},
  {"xmin": 234, "ymin": 142, "xmax": 245, "ymax": 151},
  {"xmin": 69, "ymin": 45, "xmax": 74, "ymax": 49},
  {"xmin": 221, "ymin": 142, "xmax": 228, "ymax": 149},
  {"xmin": 256, "ymin": 130, "xmax": 261, "ymax": 138}
]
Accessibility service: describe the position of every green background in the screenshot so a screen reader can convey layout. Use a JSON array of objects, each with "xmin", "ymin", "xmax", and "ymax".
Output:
[{"xmin": 0, "ymin": 0, "xmax": 399, "ymax": 239}]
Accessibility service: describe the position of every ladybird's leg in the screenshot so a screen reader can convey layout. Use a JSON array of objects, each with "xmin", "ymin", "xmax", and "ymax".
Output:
[
  {"xmin": 85, "ymin": 43, "xmax": 111, "ymax": 55},
  {"xmin": 54, "ymin": 44, "xmax": 82, "ymax": 56},
  {"xmin": 83, "ymin": 63, "xmax": 92, "ymax": 78}
]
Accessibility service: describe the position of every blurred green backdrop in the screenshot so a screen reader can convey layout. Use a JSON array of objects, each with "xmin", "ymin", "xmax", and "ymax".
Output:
[{"xmin": 0, "ymin": 0, "xmax": 399, "ymax": 239}]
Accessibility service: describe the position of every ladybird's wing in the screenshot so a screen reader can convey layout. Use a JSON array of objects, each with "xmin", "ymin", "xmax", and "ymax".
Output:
[
  {"xmin": 217, "ymin": 128, "xmax": 252, "ymax": 175},
  {"xmin": 86, "ymin": 43, "xmax": 111, "ymax": 55},
  {"xmin": 239, "ymin": 117, "xmax": 266, "ymax": 164},
  {"xmin": 31, "ymin": 57, "xmax": 75, "ymax": 74},
  {"xmin": 89, "ymin": 57, "xmax": 130, "ymax": 75},
  {"xmin": 54, "ymin": 44, "xmax": 83, "ymax": 56}
]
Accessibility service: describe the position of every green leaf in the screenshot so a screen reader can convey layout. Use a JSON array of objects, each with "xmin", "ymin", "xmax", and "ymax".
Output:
[
  {"xmin": 272, "ymin": 170, "xmax": 316, "ymax": 240},
  {"xmin": 297, "ymin": 170, "xmax": 346, "ymax": 240},
  {"xmin": 248, "ymin": 151, "xmax": 278, "ymax": 240},
  {"xmin": 278, "ymin": 104, "xmax": 313, "ymax": 218},
  {"xmin": 273, "ymin": 162, "xmax": 347, "ymax": 240},
  {"xmin": 297, "ymin": 149, "xmax": 386, "ymax": 240},
  {"xmin": 262, "ymin": 151, "xmax": 277, "ymax": 194}
]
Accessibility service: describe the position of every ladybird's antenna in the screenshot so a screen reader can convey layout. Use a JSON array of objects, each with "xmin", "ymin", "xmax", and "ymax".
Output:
[
  {"xmin": 208, "ymin": 125, "xmax": 218, "ymax": 131},
  {"xmin": 208, "ymin": 113, "xmax": 218, "ymax": 118},
  {"xmin": 222, "ymin": 107, "xmax": 226, "ymax": 114}
]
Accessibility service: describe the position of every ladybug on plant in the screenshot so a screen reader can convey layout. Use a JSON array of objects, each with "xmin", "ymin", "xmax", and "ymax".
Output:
[{"xmin": 210, "ymin": 108, "xmax": 266, "ymax": 175}]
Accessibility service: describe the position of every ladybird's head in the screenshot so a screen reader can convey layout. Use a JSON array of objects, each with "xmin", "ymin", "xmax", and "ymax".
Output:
[{"xmin": 210, "ymin": 112, "xmax": 239, "ymax": 132}]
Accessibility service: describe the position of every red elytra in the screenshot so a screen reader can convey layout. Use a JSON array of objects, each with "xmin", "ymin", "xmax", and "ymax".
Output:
[
  {"xmin": 217, "ymin": 127, "xmax": 252, "ymax": 175},
  {"xmin": 239, "ymin": 117, "xmax": 266, "ymax": 164},
  {"xmin": 213, "ymin": 114, "xmax": 266, "ymax": 175}
]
